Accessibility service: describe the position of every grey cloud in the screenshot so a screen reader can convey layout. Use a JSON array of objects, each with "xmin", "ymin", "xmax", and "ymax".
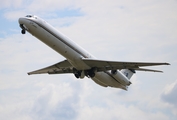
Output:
[
  {"xmin": 30, "ymin": 81, "xmax": 81, "ymax": 120},
  {"xmin": 161, "ymin": 80, "xmax": 177, "ymax": 107}
]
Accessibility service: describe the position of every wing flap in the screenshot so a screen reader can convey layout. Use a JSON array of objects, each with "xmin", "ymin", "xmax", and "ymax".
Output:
[{"xmin": 28, "ymin": 60, "xmax": 73, "ymax": 75}]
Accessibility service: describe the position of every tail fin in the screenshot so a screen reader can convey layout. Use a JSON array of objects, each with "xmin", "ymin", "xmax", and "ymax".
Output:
[{"xmin": 121, "ymin": 69, "xmax": 136, "ymax": 79}]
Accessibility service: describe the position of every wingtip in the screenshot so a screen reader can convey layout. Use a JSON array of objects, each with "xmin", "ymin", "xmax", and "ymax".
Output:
[
  {"xmin": 166, "ymin": 63, "xmax": 170, "ymax": 65},
  {"xmin": 27, "ymin": 73, "xmax": 31, "ymax": 75}
]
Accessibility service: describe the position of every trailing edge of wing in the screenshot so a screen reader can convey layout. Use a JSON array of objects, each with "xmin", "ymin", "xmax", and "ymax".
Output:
[
  {"xmin": 82, "ymin": 58, "xmax": 170, "ymax": 72},
  {"xmin": 28, "ymin": 60, "xmax": 73, "ymax": 75}
]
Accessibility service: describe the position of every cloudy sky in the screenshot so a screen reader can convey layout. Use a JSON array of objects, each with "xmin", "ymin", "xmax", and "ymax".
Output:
[{"xmin": 0, "ymin": 0, "xmax": 177, "ymax": 120}]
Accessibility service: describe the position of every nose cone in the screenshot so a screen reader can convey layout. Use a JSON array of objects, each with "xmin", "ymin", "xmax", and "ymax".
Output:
[
  {"xmin": 19, "ymin": 17, "xmax": 29, "ymax": 31},
  {"xmin": 18, "ymin": 17, "xmax": 26, "ymax": 24}
]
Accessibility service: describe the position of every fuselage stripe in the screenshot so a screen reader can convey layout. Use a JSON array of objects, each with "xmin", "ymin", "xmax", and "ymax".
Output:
[{"xmin": 28, "ymin": 19, "xmax": 89, "ymax": 58}]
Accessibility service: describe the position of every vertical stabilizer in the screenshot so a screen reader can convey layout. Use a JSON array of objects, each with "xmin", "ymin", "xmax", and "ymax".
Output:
[{"xmin": 121, "ymin": 69, "xmax": 135, "ymax": 79}]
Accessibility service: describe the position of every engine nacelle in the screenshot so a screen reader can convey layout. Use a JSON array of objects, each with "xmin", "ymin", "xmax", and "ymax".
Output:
[{"xmin": 111, "ymin": 70, "xmax": 131, "ymax": 86}]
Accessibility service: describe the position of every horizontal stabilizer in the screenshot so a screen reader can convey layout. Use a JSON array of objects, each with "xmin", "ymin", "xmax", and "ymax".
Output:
[{"xmin": 133, "ymin": 68, "xmax": 163, "ymax": 73}]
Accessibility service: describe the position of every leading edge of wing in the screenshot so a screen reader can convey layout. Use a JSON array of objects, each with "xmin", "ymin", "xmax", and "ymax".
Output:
[
  {"xmin": 28, "ymin": 60, "xmax": 73, "ymax": 75},
  {"xmin": 82, "ymin": 58, "xmax": 170, "ymax": 71}
]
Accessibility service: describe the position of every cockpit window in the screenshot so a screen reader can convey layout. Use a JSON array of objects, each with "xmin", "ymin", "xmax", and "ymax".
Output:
[
  {"xmin": 26, "ymin": 15, "xmax": 32, "ymax": 18},
  {"xmin": 25, "ymin": 15, "xmax": 37, "ymax": 19}
]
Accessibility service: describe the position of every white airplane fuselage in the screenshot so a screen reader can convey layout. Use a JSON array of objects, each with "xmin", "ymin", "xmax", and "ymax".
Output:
[{"xmin": 19, "ymin": 15, "xmax": 130, "ymax": 90}]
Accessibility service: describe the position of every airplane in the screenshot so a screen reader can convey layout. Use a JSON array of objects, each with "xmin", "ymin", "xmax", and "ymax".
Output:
[{"xmin": 18, "ymin": 15, "xmax": 170, "ymax": 90}]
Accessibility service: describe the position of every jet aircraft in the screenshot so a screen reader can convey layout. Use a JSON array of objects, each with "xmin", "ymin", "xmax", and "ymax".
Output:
[{"xmin": 19, "ymin": 15, "xmax": 170, "ymax": 90}]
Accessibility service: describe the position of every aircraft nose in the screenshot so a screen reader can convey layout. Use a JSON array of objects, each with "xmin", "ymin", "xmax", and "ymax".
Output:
[
  {"xmin": 18, "ymin": 17, "xmax": 29, "ymax": 32},
  {"xmin": 18, "ymin": 17, "xmax": 26, "ymax": 24}
]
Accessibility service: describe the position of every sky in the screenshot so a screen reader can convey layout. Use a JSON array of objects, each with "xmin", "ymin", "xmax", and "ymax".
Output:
[{"xmin": 0, "ymin": 0, "xmax": 177, "ymax": 120}]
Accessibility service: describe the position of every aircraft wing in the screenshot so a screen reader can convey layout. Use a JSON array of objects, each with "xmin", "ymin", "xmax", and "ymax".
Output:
[
  {"xmin": 28, "ymin": 60, "xmax": 73, "ymax": 75},
  {"xmin": 28, "ymin": 58, "xmax": 170, "ymax": 75},
  {"xmin": 82, "ymin": 58, "xmax": 170, "ymax": 72}
]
